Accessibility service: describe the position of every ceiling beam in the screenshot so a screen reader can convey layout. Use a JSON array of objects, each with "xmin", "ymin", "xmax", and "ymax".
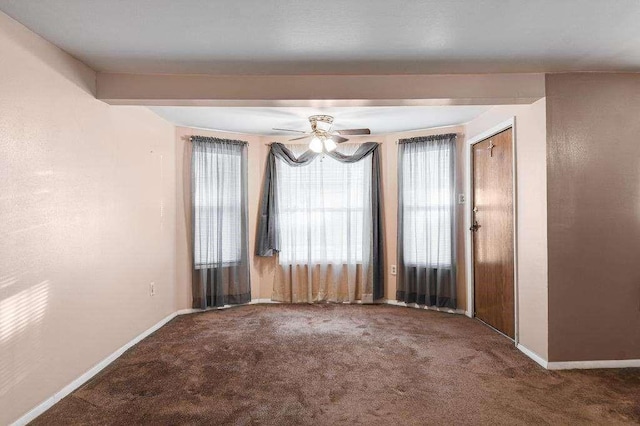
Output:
[{"xmin": 96, "ymin": 73, "xmax": 545, "ymax": 107}]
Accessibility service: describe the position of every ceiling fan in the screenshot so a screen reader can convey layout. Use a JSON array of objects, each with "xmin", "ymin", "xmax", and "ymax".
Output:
[{"xmin": 273, "ymin": 115, "xmax": 371, "ymax": 153}]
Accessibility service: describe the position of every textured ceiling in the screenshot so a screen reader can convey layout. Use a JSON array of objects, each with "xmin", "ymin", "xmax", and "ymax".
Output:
[
  {"xmin": 148, "ymin": 106, "xmax": 491, "ymax": 135},
  {"xmin": 0, "ymin": 0, "xmax": 639, "ymax": 74}
]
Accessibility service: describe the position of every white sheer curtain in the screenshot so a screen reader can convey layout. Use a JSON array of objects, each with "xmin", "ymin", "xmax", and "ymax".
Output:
[
  {"xmin": 191, "ymin": 137, "xmax": 251, "ymax": 308},
  {"xmin": 273, "ymin": 144, "xmax": 373, "ymax": 303},
  {"xmin": 193, "ymin": 147, "xmax": 242, "ymax": 267},
  {"xmin": 401, "ymin": 143, "xmax": 452, "ymax": 267},
  {"xmin": 397, "ymin": 134, "xmax": 457, "ymax": 308}
]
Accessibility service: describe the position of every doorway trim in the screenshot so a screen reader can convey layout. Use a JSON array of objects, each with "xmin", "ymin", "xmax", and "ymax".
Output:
[{"xmin": 464, "ymin": 117, "xmax": 519, "ymax": 345}]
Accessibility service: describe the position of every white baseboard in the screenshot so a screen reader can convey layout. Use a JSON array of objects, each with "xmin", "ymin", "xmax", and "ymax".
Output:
[
  {"xmin": 517, "ymin": 344, "xmax": 548, "ymax": 369},
  {"xmin": 547, "ymin": 359, "xmax": 640, "ymax": 370},
  {"xmin": 11, "ymin": 299, "xmax": 286, "ymax": 425},
  {"xmin": 175, "ymin": 308, "xmax": 199, "ymax": 315},
  {"xmin": 383, "ymin": 299, "xmax": 466, "ymax": 315},
  {"xmin": 11, "ymin": 310, "xmax": 180, "ymax": 426},
  {"xmin": 10, "ymin": 297, "xmax": 463, "ymax": 424},
  {"xmin": 517, "ymin": 344, "xmax": 640, "ymax": 370},
  {"xmin": 250, "ymin": 298, "xmax": 279, "ymax": 304},
  {"xmin": 13, "ymin": 299, "xmax": 638, "ymax": 425}
]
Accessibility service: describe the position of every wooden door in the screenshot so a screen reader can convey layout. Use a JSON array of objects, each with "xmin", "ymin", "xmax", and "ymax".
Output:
[{"xmin": 472, "ymin": 128, "xmax": 515, "ymax": 339}]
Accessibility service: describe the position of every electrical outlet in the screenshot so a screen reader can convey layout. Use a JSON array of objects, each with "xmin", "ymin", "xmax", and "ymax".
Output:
[
  {"xmin": 390, "ymin": 265, "xmax": 397, "ymax": 276},
  {"xmin": 458, "ymin": 194, "xmax": 466, "ymax": 204},
  {"xmin": 149, "ymin": 282, "xmax": 156, "ymax": 296}
]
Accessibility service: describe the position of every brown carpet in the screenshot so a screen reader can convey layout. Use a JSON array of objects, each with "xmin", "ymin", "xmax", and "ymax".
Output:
[{"xmin": 33, "ymin": 304, "xmax": 640, "ymax": 425}]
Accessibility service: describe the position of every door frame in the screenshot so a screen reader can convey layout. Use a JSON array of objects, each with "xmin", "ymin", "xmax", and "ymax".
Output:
[{"xmin": 464, "ymin": 117, "xmax": 519, "ymax": 344}]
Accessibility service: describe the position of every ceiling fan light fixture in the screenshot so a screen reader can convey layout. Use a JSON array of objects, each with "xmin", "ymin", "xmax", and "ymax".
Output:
[
  {"xmin": 324, "ymin": 137, "xmax": 337, "ymax": 152},
  {"xmin": 278, "ymin": 115, "xmax": 368, "ymax": 151},
  {"xmin": 309, "ymin": 136, "xmax": 323, "ymax": 153}
]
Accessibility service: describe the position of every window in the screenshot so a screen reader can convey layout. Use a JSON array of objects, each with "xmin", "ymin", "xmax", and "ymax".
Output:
[
  {"xmin": 193, "ymin": 148, "xmax": 242, "ymax": 267},
  {"xmin": 400, "ymin": 141, "xmax": 453, "ymax": 267},
  {"xmin": 276, "ymin": 144, "xmax": 371, "ymax": 265}
]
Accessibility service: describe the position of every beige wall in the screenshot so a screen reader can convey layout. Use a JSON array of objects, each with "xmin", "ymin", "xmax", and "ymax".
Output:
[
  {"xmin": 0, "ymin": 12, "xmax": 176, "ymax": 425},
  {"xmin": 175, "ymin": 127, "xmax": 468, "ymax": 310},
  {"xmin": 175, "ymin": 132, "xmax": 383, "ymax": 307},
  {"xmin": 96, "ymin": 72, "xmax": 546, "ymax": 106},
  {"xmin": 8, "ymin": 7, "xmax": 639, "ymax": 424},
  {"xmin": 465, "ymin": 99, "xmax": 549, "ymax": 360},
  {"xmin": 546, "ymin": 73, "xmax": 640, "ymax": 362}
]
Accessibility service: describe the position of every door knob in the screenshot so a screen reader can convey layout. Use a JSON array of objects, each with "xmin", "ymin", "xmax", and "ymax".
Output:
[{"xmin": 470, "ymin": 220, "xmax": 481, "ymax": 232}]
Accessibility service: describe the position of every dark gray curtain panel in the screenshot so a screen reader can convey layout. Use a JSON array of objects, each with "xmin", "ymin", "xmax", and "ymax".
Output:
[
  {"xmin": 256, "ymin": 142, "xmax": 384, "ymax": 301},
  {"xmin": 191, "ymin": 136, "xmax": 251, "ymax": 308},
  {"xmin": 397, "ymin": 134, "xmax": 457, "ymax": 308}
]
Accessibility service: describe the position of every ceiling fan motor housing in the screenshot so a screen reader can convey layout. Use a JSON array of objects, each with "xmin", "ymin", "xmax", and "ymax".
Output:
[{"xmin": 309, "ymin": 115, "xmax": 334, "ymax": 133}]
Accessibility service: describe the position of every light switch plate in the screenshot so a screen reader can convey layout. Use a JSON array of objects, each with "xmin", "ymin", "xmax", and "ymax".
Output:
[{"xmin": 149, "ymin": 282, "xmax": 156, "ymax": 296}]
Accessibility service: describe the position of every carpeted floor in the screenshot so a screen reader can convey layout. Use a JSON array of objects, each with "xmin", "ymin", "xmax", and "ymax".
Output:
[{"xmin": 33, "ymin": 304, "xmax": 640, "ymax": 425}]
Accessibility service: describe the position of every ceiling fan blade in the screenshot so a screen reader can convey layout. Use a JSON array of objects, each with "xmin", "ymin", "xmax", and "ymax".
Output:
[
  {"xmin": 273, "ymin": 128, "xmax": 308, "ymax": 134},
  {"xmin": 289, "ymin": 135, "xmax": 310, "ymax": 141},
  {"xmin": 335, "ymin": 128, "xmax": 371, "ymax": 136},
  {"xmin": 331, "ymin": 135, "xmax": 349, "ymax": 143}
]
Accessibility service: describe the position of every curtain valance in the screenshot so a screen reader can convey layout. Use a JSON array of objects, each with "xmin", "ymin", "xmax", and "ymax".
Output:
[{"xmin": 190, "ymin": 135, "xmax": 248, "ymax": 145}]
